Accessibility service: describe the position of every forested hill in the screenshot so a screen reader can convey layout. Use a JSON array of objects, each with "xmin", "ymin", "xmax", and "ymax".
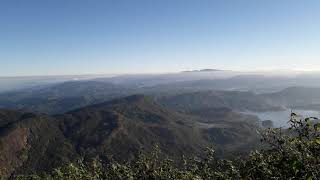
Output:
[{"xmin": 0, "ymin": 95, "xmax": 260, "ymax": 177}]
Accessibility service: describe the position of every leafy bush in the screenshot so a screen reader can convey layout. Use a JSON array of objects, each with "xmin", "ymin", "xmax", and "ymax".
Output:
[{"xmin": 241, "ymin": 113, "xmax": 320, "ymax": 179}]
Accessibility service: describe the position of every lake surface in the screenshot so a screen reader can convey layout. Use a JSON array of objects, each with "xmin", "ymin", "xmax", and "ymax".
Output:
[{"xmin": 244, "ymin": 109, "xmax": 320, "ymax": 128}]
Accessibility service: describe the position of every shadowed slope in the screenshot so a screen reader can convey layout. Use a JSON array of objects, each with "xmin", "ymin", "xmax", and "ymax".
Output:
[{"xmin": 0, "ymin": 95, "xmax": 260, "ymax": 176}]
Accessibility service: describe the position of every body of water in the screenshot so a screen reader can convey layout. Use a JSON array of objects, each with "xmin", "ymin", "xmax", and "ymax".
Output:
[{"xmin": 244, "ymin": 109, "xmax": 320, "ymax": 128}]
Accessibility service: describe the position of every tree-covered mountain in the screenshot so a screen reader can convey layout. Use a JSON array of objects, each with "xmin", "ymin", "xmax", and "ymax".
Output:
[
  {"xmin": 23, "ymin": 114, "xmax": 320, "ymax": 180},
  {"xmin": 158, "ymin": 90, "xmax": 283, "ymax": 113},
  {"xmin": 262, "ymin": 86, "xmax": 320, "ymax": 108},
  {"xmin": 0, "ymin": 95, "xmax": 260, "ymax": 177},
  {"xmin": 0, "ymin": 109, "xmax": 76, "ymax": 176},
  {"xmin": 0, "ymin": 81, "xmax": 134, "ymax": 114}
]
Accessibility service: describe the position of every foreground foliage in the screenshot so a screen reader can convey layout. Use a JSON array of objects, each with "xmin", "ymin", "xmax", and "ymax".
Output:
[{"xmin": 10, "ymin": 113, "xmax": 320, "ymax": 180}]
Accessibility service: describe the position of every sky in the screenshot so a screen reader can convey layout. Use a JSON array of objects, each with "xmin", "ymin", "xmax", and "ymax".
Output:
[{"xmin": 1, "ymin": 0, "xmax": 320, "ymax": 76}]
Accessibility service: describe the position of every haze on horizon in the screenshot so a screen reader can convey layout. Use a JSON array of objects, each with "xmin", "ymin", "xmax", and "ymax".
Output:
[{"xmin": 1, "ymin": 0, "xmax": 320, "ymax": 76}]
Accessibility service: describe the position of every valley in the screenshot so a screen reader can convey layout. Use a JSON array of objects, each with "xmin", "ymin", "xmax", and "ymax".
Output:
[{"xmin": 1, "ymin": 71, "xmax": 320, "ymax": 176}]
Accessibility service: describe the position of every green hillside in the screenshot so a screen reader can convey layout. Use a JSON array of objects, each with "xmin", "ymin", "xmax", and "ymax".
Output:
[{"xmin": 0, "ymin": 95, "xmax": 260, "ymax": 177}]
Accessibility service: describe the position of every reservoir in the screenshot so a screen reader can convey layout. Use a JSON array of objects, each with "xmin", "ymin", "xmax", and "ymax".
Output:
[{"xmin": 244, "ymin": 109, "xmax": 320, "ymax": 128}]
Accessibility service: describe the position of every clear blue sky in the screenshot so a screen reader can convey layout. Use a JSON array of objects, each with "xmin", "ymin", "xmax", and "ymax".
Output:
[{"xmin": 1, "ymin": 0, "xmax": 320, "ymax": 76}]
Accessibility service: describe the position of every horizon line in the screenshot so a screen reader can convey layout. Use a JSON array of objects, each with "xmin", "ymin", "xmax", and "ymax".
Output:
[{"xmin": 1, "ymin": 68, "xmax": 320, "ymax": 78}]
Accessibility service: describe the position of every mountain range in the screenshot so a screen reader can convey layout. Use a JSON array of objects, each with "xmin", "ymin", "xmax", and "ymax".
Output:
[
  {"xmin": 2, "ymin": 73, "xmax": 320, "ymax": 176},
  {"xmin": 262, "ymin": 86, "xmax": 320, "ymax": 107},
  {"xmin": 0, "ymin": 80, "xmax": 284, "ymax": 115},
  {"xmin": 0, "ymin": 95, "xmax": 260, "ymax": 176}
]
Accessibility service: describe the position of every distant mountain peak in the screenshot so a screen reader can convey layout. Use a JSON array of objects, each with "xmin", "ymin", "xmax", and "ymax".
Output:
[{"xmin": 182, "ymin": 69, "xmax": 223, "ymax": 73}]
